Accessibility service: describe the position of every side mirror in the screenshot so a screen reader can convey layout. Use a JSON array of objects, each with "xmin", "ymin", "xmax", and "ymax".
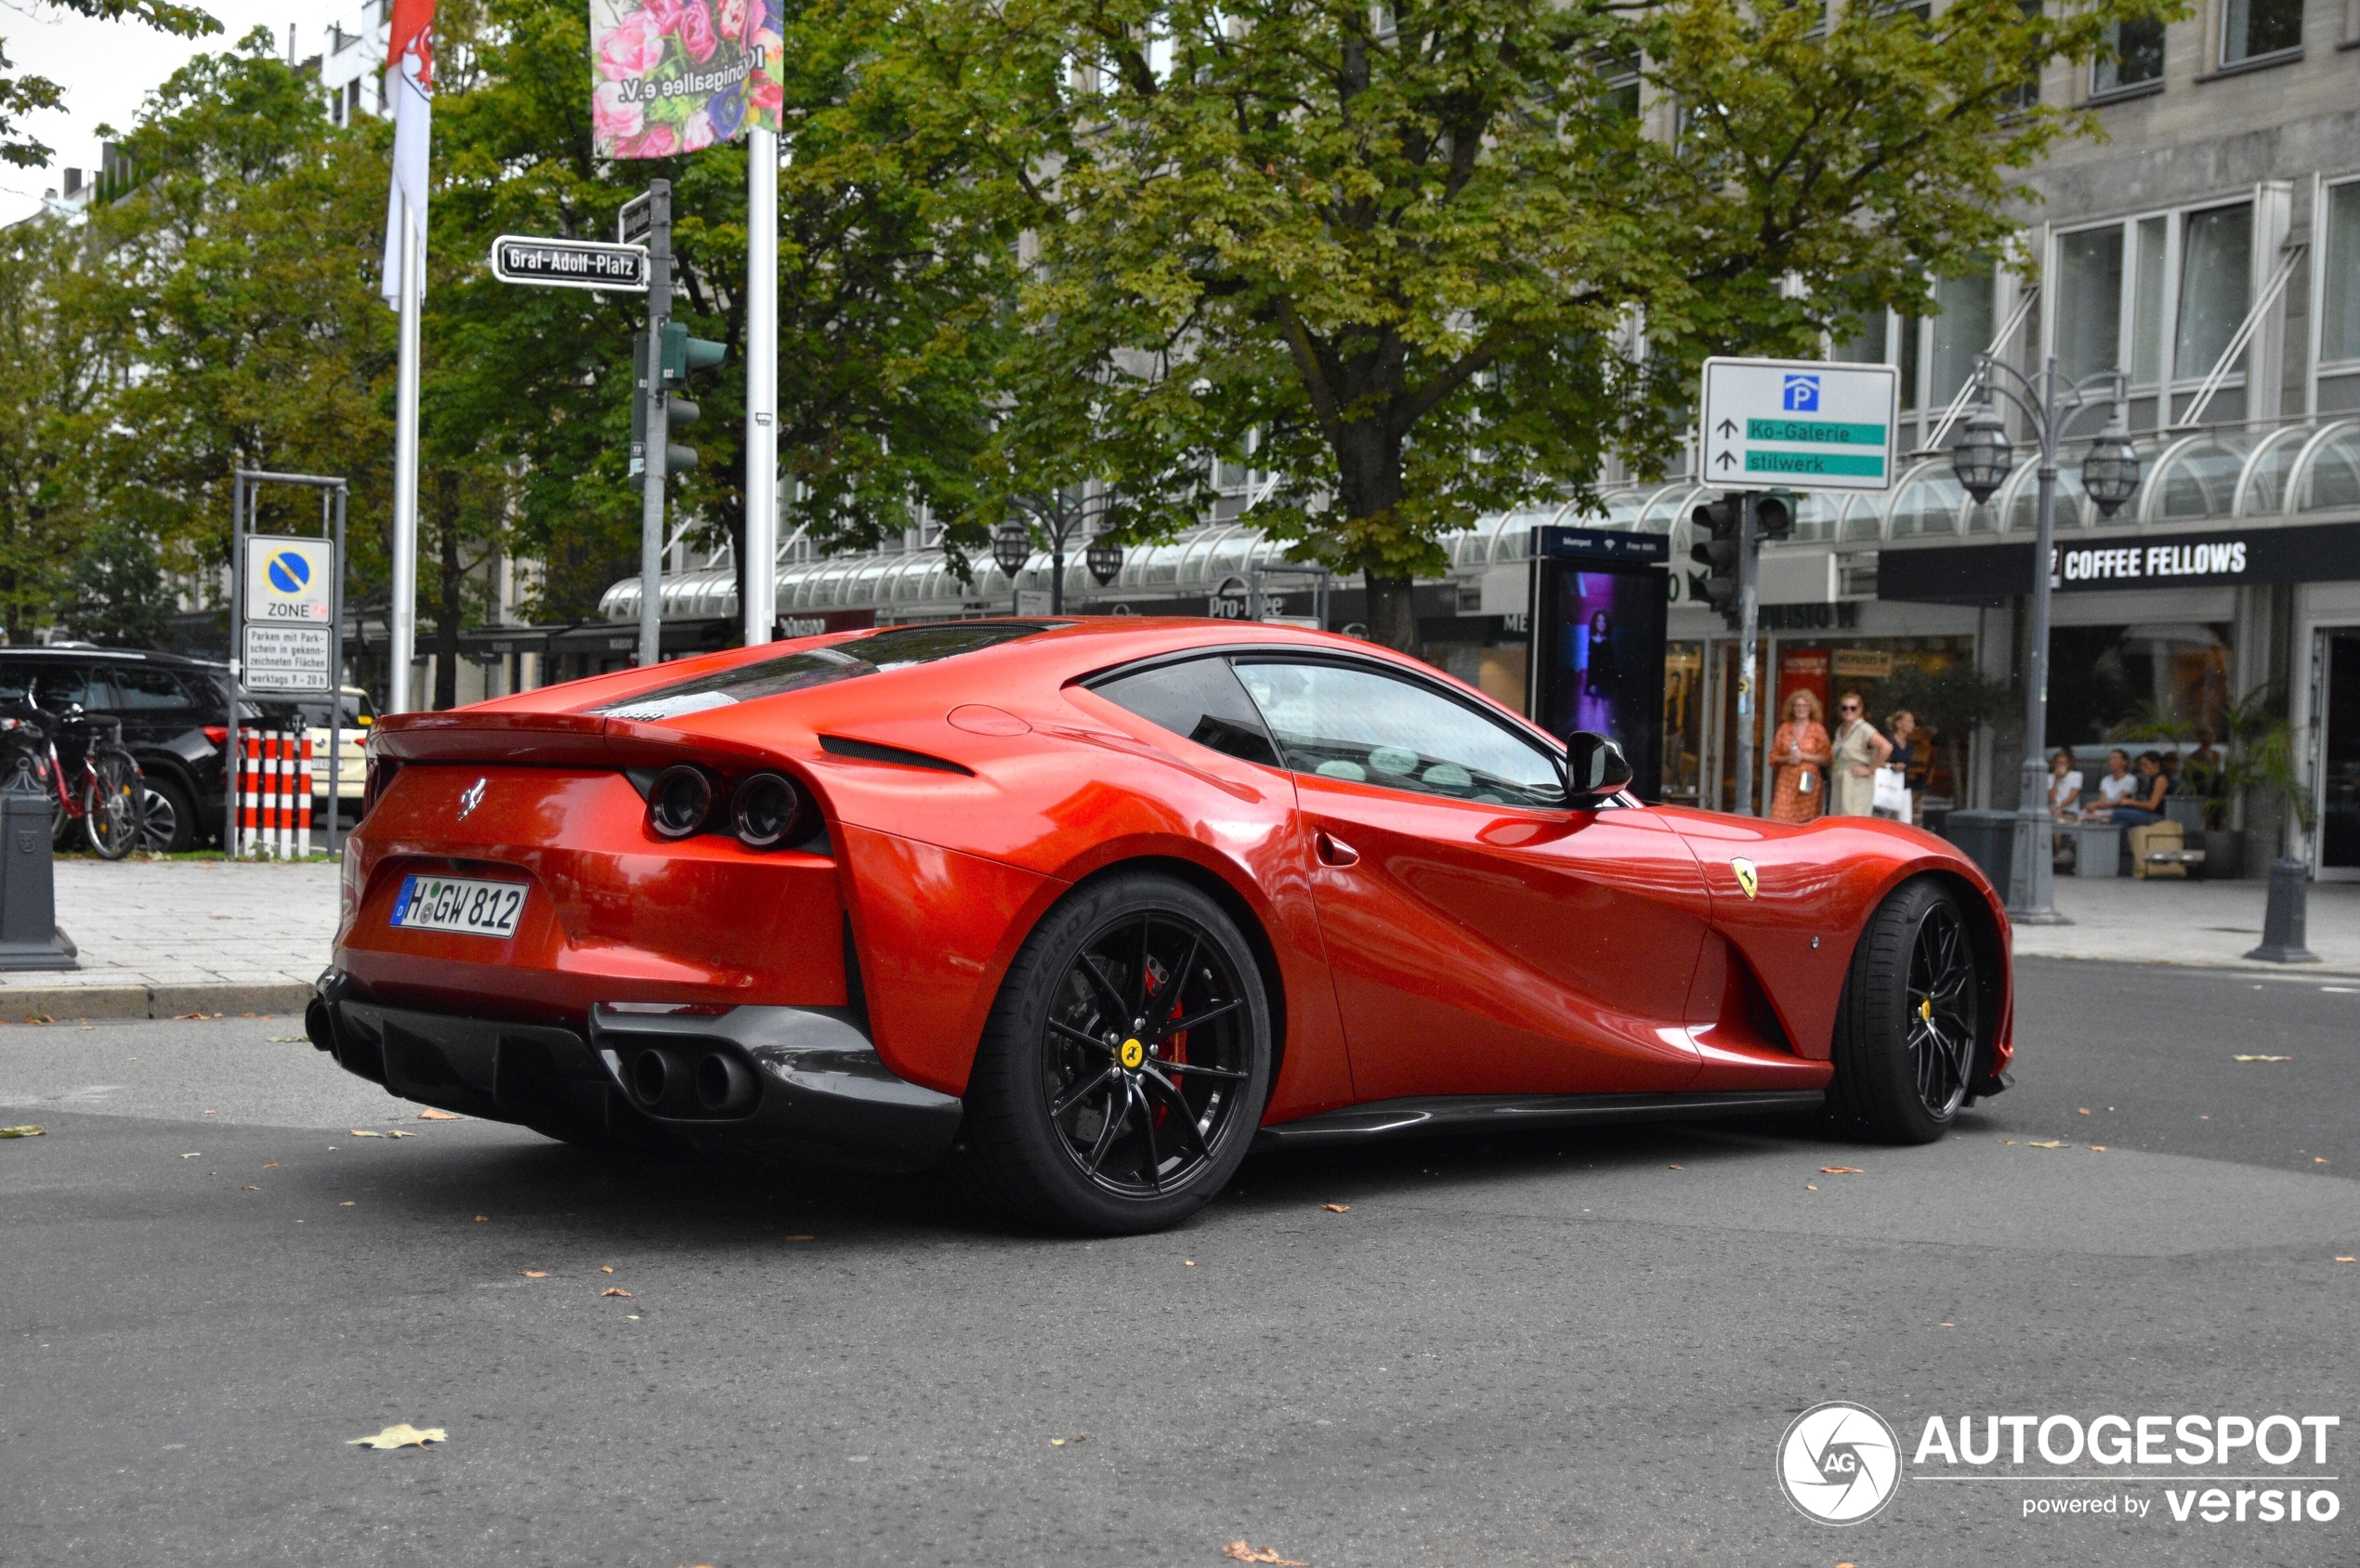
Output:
[{"xmin": 1565, "ymin": 731, "xmax": 1633, "ymax": 800}]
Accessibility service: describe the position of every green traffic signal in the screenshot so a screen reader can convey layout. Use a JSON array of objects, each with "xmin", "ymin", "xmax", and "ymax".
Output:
[{"xmin": 660, "ymin": 321, "xmax": 726, "ymax": 386}]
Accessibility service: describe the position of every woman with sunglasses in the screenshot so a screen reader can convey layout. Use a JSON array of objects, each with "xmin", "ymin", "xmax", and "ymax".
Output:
[{"xmin": 1829, "ymin": 691, "xmax": 1894, "ymax": 817}]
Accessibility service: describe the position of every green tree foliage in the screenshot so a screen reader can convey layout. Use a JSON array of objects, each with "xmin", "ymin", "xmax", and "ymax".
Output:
[
  {"xmin": 0, "ymin": 214, "xmax": 117, "ymax": 637},
  {"xmin": 902, "ymin": 0, "xmax": 2174, "ymax": 648},
  {"xmin": 66, "ymin": 518, "xmax": 174, "ymax": 647}
]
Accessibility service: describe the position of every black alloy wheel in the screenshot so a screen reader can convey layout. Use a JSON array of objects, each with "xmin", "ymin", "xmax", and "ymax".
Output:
[
  {"xmin": 138, "ymin": 776, "xmax": 196, "ymax": 855},
  {"xmin": 1828, "ymin": 876, "xmax": 1983, "ymax": 1143},
  {"xmin": 964, "ymin": 872, "xmax": 1272, "ymax": 1235}
]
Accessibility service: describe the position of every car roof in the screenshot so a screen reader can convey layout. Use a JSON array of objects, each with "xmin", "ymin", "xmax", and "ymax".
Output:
[{"xmin": 0, "ymin": 646, "xmax": 225, "ymax": 671}]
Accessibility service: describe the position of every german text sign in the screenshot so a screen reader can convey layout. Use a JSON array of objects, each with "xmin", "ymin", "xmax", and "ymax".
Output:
[
  {"xmin": 1699, "ymin": 357, "xmax": 1900, "ymax": 494},
  {"xmin": 243, "ymin": 624, "xmax": 334, "ymax": 693},
  {"xmin": 490, "ymin": 235, "xmax": 650, "ymax": 293}
]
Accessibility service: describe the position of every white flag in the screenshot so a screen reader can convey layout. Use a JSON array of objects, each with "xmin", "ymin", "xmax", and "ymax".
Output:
[{"xmin": 379, "ymin": 49, "xmax": 432, "ymax": 307}]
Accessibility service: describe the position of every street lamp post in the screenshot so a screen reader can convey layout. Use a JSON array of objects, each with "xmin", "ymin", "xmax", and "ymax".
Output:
[{"xmin": 1949, "ymin": 354, "xmax": 2143, "ymax": 927}]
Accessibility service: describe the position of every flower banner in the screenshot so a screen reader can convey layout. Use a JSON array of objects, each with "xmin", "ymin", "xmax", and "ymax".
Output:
[{"xmin": 590, "ymin": 0, "xmax": 782, "ymax": 159}]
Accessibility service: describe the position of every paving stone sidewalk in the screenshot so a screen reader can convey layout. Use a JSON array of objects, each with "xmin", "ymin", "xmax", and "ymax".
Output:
[
  {"xmin": 1, "ymin": 847, "xmax": 2351, "ymax": 1023},
  {"xmin": 0, "ymin": 858, "xmax": 337, "ymax": 1019}
]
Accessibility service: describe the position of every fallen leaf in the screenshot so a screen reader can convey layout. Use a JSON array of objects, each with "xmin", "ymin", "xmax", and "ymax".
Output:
[
  {"xmin": 1667, "ymin": 1164, "xmax": 1685, "ymax": 1170},
  {"xmin": 474, "ymin": 1215, "xmax": 488, "ymax": 1222},
  {"xmin": 2078, "ymin": 1108, "xmax": 2091, "ymax": 1116},
  {"xmin": 243, "ymin": 1185, "xmax": 259, "ymax": 1191},
  {"xmin": 1999, "ymin": 1138, "xmax": 2016, "ymax": 1144},
  {"xmin": 202, "ymin": 1109, "xmax": 216, "ymax": 1116},
  {"xmin": 1222, "ymin": 1543, "xmax": 1306, "ymax": 1566},
  {"xmin": 2316, "ymin": 1157, "xmax": 2331, "ymax": 1165},
  {"xmin": 0, "ymin": 1125, "xmax": 44, "ymax": 1138},
  {"xmin": 341, "ymin": 1201, "xmax": 355, "ymax": 1207},
  {"xmin": 1820, "ymin": 1167, "xmax": 1864, "ymax": 1175},
  {"xmin": 2234, "ymin": 1054, "xmax": 2293, "ymax": 1063},
  {"xmin": 347, "ymin": 1423, "xmax": 444, "ymax": 1450},
  {"xmin": 1804, "ymin": 1184, "xmax": 1818, "ymax": 1191},
  {"xmin": 416, "ymin": 1108, "xmax": 464, "ymax": 1120},
  {"xmin": 784, "ymin": 1235, "xmax": 815, "ymax": 1242},
  {"xmin": 2026, "ymin": 1141, "xmax": 2069, "ymax": 1149},
  {"xmin": 180, "ymin": 1152, "xmax": 202, "ymax": 1159},
  {"xmin": 384, "ymin": 1130, "xmax": 416, "ymax": 1139},
  {"xmin": 2335, "ymin": 1257, "xmax": 2355, "ymax": 1263},
  {"xmin": 1939, "ymin": 1323, "xmax": 1955, "ymax": 1328},
  {"xmin": 175, "ymin": 1012, "xmax": 209, "ymax": 1021},
  {"xmin": 1320, "ymin": 1203, "xmax": 1350, "ymax": 1213},
  {"xmin": 262, "ymin": 1162, "xmax": 279, "ymax": 1169},
  {"xmin": 24, "ymin": 1014, "xmax": 49, "ymax": 1025},
  {"xmin": 1049, "ymin": 1438, "xmax": 1066, "ymax": 1446},
  {"xmin": 2090, "ymin": 1145, "xmax": 2107, "ymax": 1152},
  {"xmin": 1184, "ymin": 1260, "xmax": 1196, "ymax": 1267},
  {"xmin": 601, "ymin": 1265, "xmax": 614, "ymax": 1274},
  {"xmin": 266, "ymin": 1035, "xmax": 307, "ymax": 1042},
  {"xmin": 348, "ymin": 1130, "xmax": 385, "ymax": 1138},
  {"xmin": 520, "ymin": 1271, "xmax": 548, "ymax": 1279},
  {"xmin": 602, "ymin": 1287, "xmax": 634, "ymax": 1299}
]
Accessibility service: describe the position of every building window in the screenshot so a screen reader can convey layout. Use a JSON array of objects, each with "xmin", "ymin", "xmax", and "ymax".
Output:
[
  {"xmin": 1600, "ymin": 55, "xmax": 1641, "ymax": 120},
  {"xmin": 2091, "ymin": 15, "xmax": 2165, "ymax": 92},
  {"xmin": 1928, "ymin": 268, "xmax": 1996, "ymax": 410},
  {"xmin": 2131, "ymin": 214, "xmax": 2169, "ymax": 382},
  {"xmin": 2056, "ymin": 225, "xmax": 2125, "ymax": 382},
  {"xmin": 2322, "ymin": 181, "xmax": 2360, "ymax": 368},
  {"xmin": 2174, "ymin": 202, "xmax": 2253, "ymax": 381},
  {"xmin": 2222, "ymin": 0, "xmax": 2302, "ymax": 62}
]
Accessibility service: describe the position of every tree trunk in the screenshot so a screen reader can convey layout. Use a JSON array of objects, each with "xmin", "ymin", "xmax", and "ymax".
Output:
[
  {"xmin": 431, "ymin": 477, "xmax": 463, "ymax": 711},
  {"xmin": 1330, "ymin": 417, "xmax": 1419, "ymax": 655},
  {"xmin": 1364, "ymin": 571, "xmax": 1420, "ymax": 652}
]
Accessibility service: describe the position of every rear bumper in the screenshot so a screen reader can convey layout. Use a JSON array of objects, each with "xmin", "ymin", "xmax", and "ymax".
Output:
[{"xmin": 308, "ymin": 971, "xmax": 962, "ymax": 1171}]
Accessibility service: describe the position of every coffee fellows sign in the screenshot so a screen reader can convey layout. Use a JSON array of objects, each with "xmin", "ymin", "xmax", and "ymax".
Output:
[{"xmin": 1877, "ymin": 522, "xmax": 2360, "ymax": 605}]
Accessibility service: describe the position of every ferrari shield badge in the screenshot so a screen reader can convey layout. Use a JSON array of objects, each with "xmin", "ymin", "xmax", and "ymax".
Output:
[
  {"xmin": 456, "ymin": 777, "xmax": 487, "ymax": 822},
  {"xmin": 1731, "ymin": 857, "xmax": 1759, "ymax": 899}
]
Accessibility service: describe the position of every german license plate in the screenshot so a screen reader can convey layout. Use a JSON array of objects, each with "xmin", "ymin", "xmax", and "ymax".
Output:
[{"xmin": 388, "ymin": 874, "xmax": 528, "ymax": 938}]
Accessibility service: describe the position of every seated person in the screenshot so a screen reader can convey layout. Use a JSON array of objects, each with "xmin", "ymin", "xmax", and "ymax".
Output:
[
  {"xmin": 2106, "ymin": 751, "xmax": 2171, "ymax": 827},
  {"xmin": 2091, "ymin": 749, "xmax": 2137, "ymax": 817},
  {"xmin": 2048, "ymin": 749, "xmax": 2084, "ymax": 819}
]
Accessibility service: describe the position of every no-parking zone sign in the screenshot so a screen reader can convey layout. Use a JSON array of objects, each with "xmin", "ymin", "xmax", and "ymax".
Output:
[{"xmin": 243, "ymin": 535, "xmax": 335, "ymax": 692}]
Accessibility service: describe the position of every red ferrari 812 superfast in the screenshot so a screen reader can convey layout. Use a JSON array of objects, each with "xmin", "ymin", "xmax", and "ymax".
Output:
[{"xmin": 310, "ymin": 619, "xmax": 2012, "ymax": 1235}]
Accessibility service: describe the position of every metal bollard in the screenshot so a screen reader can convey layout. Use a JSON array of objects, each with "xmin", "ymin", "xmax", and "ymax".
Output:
[
  {"xmin": 0, "ymin": 791, "xmax": 78, "ymax": 971},
  {"xmin": 2243, "ymin": 856, "xmax": 2319, "ymax": 964}
]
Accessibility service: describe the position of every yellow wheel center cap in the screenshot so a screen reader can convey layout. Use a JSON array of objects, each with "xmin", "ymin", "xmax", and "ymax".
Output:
[
  {"xmin": 1919, "ymin": 998, "xmax": 1934, "ymax": 1023},
  {"xmin": 1120, "ymin": 1038, "xmax": 1146, "ymax": 1070}
]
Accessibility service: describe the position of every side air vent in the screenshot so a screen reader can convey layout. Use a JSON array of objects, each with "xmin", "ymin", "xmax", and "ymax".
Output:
[{"xmin": 817, "ymin": 736, "xmax": 975, "ymax": 776}]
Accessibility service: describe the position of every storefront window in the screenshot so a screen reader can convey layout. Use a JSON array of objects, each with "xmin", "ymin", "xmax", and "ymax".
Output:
[
  {"xmin": 2045, "ymin": 623, "xmax": 2232, "ymax": 750},
  {"xmin": 1709, "ymin": 634, "xmax": 1974, "ymax": 814},
  {"xmin": 1662, "ymin": 642, "xmax": 1704, "ymax": 804}
]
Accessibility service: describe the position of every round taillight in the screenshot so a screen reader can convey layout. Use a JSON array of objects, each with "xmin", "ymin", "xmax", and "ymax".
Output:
[
  {"xmin": 648, "ymin": 765, "xmax": 713, "ymax": 840},
  {"xmin": 731, "ymin": 772, "xmax": 805, "ymax": 848}
]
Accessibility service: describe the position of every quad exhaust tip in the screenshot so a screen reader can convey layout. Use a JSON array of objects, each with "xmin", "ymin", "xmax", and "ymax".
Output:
[{"xmin": 629, "ymin": 1045, "xmax": 759, "ymax": 1117}]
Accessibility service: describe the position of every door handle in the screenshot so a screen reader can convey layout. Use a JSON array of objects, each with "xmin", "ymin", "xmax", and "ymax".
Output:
[{"xmin": 1316, "ymin": 830, "xmax": 1359, "ymax": 868}]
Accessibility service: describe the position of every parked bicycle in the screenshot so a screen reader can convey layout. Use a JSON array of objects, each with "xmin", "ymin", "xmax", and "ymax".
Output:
[{"xmin": 0, "ymin": 700, "xmax": 148, "ymax": 859}]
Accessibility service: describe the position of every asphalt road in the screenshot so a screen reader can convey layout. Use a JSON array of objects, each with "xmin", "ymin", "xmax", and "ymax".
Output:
[{"xmin": 1, "ymin": 957, "xmax": 2353, "ymax": 1566}]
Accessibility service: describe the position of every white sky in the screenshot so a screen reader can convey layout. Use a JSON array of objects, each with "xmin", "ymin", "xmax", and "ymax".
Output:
[{"xmin": 0, "ymin": 0, "xmax": 340, "ymax": 223}]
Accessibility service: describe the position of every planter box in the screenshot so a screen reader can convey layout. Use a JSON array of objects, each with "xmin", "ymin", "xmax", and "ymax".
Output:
[{"xmin": 2196, "ymin": 829, "xmax": 2248, "ymax": 881}]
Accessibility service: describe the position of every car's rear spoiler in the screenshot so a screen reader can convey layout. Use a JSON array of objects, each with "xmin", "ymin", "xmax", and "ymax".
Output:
[{"xmin": 374, "ymin": 711, "xmax": 795, "ymax": 772}]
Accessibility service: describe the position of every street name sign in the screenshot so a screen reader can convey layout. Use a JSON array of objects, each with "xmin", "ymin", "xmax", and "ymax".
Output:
[
  {"xmin": 618, "ymin": 191, "xmax": 653, "ymax": 247},
  {"xmin": 490, "ymin": 235, "xmax": 650, "ymax": 293},
  {"xmin": 243, "ymin": 535, "xmax": 335, "ymax": 693},
  {"xmin": 1699, "ymin": 357, "xmax": 1899, "ymax": 494}
]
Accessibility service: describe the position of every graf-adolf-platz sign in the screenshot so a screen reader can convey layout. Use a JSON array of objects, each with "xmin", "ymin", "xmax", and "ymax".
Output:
[
  {"xmin": 1699, "ymin": 357, "xmax": 1901, "ymax": 494},
  {"xmin": 243, "ymin": 536, "xmax": 335, "ymax": 693}
]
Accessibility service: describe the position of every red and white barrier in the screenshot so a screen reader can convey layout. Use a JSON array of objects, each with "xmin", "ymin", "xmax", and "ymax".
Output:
[{"xmin": 236, "ymin": 731, "xmax": 314, "ymax": 859}]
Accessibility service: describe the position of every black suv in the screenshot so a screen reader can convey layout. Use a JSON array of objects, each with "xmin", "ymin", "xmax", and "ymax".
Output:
[{"xmin": 0, "ymin": 646, "xmax": 249, "ymax": 853}]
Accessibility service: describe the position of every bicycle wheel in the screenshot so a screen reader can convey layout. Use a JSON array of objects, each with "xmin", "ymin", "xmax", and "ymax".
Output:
[{"xmin": 84, "ymin": 747, "xmax": 145, "ymax": 860}]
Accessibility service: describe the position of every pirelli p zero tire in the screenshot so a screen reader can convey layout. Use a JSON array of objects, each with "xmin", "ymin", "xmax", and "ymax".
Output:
[
  {"xmin": 962, "ymin": 871, "xmax": 1273, "ymax": 1235},
  {"xmin": 1829, "ymin": 876, "xmax": 1983, "ymax": 1144}
]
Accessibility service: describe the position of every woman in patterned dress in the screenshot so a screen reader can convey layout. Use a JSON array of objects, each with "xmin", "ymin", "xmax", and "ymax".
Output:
[{"xmin": 1767, "ymin": 689, "xmax": 1831, "ymax": 823}]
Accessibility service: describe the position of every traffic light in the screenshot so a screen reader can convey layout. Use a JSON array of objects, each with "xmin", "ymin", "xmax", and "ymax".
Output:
[
  {"xmin": 630, "ymin": 328, "xmax": 723, "ymax": 477},
  {"xmin": 1689, "ymin": 495, "xmax": 1743, "ymax": 628},
  {"xmin": 1756, "ymin": 489, "xmax": 1797, "ymax": 542}
]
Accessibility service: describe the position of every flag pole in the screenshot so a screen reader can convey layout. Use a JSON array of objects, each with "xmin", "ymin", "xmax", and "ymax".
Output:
[
  {"xmin": 742, "ymin": 125, "xmax": 778, "ymax": 647},
  {"xmin": 389, "ymin": 211, "xmax": 422, "ymax": 712}
]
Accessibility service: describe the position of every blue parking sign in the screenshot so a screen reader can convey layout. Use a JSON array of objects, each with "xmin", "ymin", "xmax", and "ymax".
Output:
[{"xmin": 1782, "ymin": 373, "xmax": 1820, "ymax": 412}]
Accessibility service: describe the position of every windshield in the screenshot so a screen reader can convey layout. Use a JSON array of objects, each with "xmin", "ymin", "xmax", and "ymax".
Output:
[{"xmin": 587, "ymin": 621, "xmax": 1071, "ymax": 723}]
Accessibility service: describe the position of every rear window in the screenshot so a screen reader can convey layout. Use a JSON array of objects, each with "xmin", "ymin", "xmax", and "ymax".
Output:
[{"xmin": 589, "ymin": 621, "xmax": 1070, "ymax": 723}]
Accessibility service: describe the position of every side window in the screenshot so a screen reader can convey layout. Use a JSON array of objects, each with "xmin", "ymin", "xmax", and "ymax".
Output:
[
  {"xmin": 102, "ymin": 666, "xmax": 196, "ymax": 711},
  {"xmin": 1091, "ymin": 657, "xmax": 1281, "ymax": 767},
  {"xmin": 0, "ymin": 662, "xmax": 33, "ymax": 706},
  {"xmin": 25, "ymin": 663, "xmax": 87, "ymax": 712},
  {"xmin": 1233, "ymin": 659, "xmax": 1566, "ymax": 807}
]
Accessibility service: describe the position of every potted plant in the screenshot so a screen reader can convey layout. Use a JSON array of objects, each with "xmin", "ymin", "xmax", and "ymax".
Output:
[
  {"xmin": 2186, "ymin": 687, "xmax": 2316, "ymax": 879},
  {"xmin": 1874, "ymin": 658, "xmax": 2013, "ymax": 834}
]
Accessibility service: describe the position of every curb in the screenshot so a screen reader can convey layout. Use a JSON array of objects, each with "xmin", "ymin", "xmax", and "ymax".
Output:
[{"xmin": 0, "ymin": 982, "xmax": 314, "ymax": 1022}]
